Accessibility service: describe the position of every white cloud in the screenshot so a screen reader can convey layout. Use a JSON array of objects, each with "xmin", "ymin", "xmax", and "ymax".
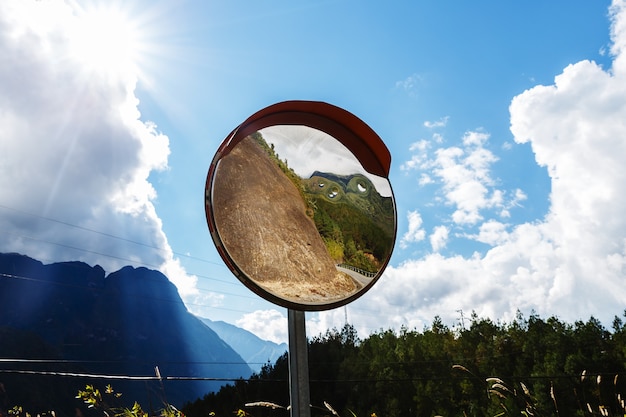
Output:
[
  {"xmin": 430, "ymin": 226, "xmax": 449, "ymax": 252},
  {"xmin": 462, "ymin": 130, "xmax": 490, "ymax": 147},
  {"xmin": 311, "ymin": 0, "xmax": 626, "ymax": 339},
  {"xmin": 0, "ymin": 1, "xmax": 198, "ymax": 297},
  {"xmin": 418, "ymin": 173, "xmax": 434, "ymax": 186},
  {"xmin": 610, "ymin": 0, "xmax": 626, "ymax": 73},
  {"xmin": 468, "ymin": 220, "xmax": 509, "ymax": 246},
  {"xmin": 237, "ymin": 309, "xmax": 288, "ymax": 344},
  {"xmin": 400, "ymin": 155, "xmax": 423, "ymax": 172},
  {"xmin": 500, "ymin": 188, "xmax": 527, "ymax": 218},
  {"xmin": 401, "ymin": 139, "xmax": 431, "ymax": 172},
  {"xmin": 409, "ymin": 139, "xmax": 430, "ymax": 152},
  {"xmin": 431, "ymin": 139, "xmax": 499, "ymax": 225},
  {"xmin": 424, "ymin": 116, "xmax": 449, "ymax": 129},
  {"xmin": 402, "ymin": 129, "xmax": 522, "ymax": 227},
  {"xmin": 395, "ymin": 73, "xmax": 423, "ymax": 96},
  {"xmin": 400, "ymin": 210, "xmax": 426, "ymax": 248}
]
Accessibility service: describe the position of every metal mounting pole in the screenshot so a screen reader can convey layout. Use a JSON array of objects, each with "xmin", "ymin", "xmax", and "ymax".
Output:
[{"xmin": 288, "ymin": 309, "xmax": 310, "ymax": 417}]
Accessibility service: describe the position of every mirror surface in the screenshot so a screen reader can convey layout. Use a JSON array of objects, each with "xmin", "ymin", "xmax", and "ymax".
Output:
[{"xmin": 208, "ymin": 125, "xmax": 396, "ymax": 309}]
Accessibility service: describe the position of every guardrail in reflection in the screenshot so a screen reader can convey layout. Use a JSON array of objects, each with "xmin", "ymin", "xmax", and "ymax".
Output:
[{"xmin": 337, "ymin": 263, "xmax": 377, "ymax": 278}]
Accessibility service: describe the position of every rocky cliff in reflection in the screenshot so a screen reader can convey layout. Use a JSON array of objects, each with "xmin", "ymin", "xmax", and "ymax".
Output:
[{"xmin": 211, "ymin": 135, "xmax": 359, "ymax": 305}]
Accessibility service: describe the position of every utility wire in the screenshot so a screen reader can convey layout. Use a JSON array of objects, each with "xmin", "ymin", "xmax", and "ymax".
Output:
[
  {"xmin": 0, "ymin": 368, "xmax": 620, "ymax": 384},
  {"xmin": 0, "ymin": 228, "xmax": 237, "ymax": 285},
  {"xmin": 0, "ymin": 271, "xmax": 258, "ymax": 314},
  {"xmin": 0, "ymin": 369, "xmax": 245, "ymax": 382},
  {"xmin": 0, "ymin": 203, "xmax": 397, "ymax": 334},
  {"xmin": 0, "ymin": 228, "xmax": 246, "ymax": 289},
  {"xmin": 0, "ymin": 204, "xmax": 224, "ymax": 267},
  {"xmin": 0, "ymin": 359, "xmax": 275, "ymax": 366}
]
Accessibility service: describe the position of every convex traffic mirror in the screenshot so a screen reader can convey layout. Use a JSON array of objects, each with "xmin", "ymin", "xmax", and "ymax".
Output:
[{"xmin": 205, "ymin": 101, "xmax": 396, "ymax": 310}]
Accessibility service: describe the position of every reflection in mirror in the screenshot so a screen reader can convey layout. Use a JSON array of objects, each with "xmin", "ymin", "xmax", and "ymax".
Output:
[{"xmin": 209, "ymin": 125, "xmax": 395, "ymax": 307}]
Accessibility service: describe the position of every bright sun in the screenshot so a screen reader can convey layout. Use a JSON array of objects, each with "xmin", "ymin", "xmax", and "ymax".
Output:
[{"xmin": 71, "ymin": 5, "xmax": 143, "ymax": 78}]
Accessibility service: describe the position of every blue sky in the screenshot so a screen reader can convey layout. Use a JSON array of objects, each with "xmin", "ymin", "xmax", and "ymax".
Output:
[{"xmin": 1, "ymin": 0, "xmax": 625, "ymax": 344}]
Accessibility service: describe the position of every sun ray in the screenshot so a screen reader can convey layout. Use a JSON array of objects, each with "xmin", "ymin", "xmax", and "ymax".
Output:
[{"xmin": 67, "ymin": 1, "xmax": 153, "ymax": 83}]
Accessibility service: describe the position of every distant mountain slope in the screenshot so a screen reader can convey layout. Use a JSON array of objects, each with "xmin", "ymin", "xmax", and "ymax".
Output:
[
  {"xmin": 0, "ymin": 252, "xmax": 252, "ymax": 414},
  {"xmin": 306, "ymin": 171, "xmax": 395, "ymax": 237},
  {"xmin": 201, "ymin": 318, "xmax": 287, "ymax": 373}
]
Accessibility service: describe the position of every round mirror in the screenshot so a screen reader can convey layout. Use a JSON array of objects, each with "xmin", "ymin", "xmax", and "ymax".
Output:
[{"xmin": 205, "ymin": 101, "xmax": 396, "ymax": 310}]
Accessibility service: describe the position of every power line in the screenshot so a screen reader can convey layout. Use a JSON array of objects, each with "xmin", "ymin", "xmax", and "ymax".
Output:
[
  {"xmin": 0, "ymin": 229, "xmax": 163, "ymax": 271},
  {"xmin": 0, "ymin": 228, "xmax": 236, "ymax": 286},
  {"xmin": 0, "ymin": 271, "xmax": 258, "ymax": 315},
  {"xmin": 0, "ymin": 359, "xmax": 274, "ymax": 366},
  {"xmin": 0, "ymin": 369, "xmax": 245, "ymax": 382},
  {"xmin": 0, "ymin": 368, "xmax": 620, "ymax": 384},
  {"xmin": 0, "ymin": 203, "xmax": 404, "ymax": 331},
  {"xmin": 0, "ymin": 203, "xmax": 251, "ymax": 296},
  {"xmin": 0, "ymin": 227, "xmax": 248, "ymax": 288},
  {"xmin": 0, "ymin": 207, "xmax": 482, "ymax": 353},
  {"xmin": 0, "ymin": 204, "xmax": 224, "ymax": 268}
]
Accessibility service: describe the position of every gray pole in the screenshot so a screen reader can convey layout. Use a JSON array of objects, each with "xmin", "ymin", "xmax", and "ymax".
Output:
[{"xmin": 288, "ymin": 309, "xmax": 311, "ymax": 417}]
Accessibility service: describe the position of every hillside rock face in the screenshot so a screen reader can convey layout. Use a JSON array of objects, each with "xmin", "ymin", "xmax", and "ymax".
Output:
[
  {"xmin": 211, "ymin": 136, "xmax": 357, "ymax": 305},
  {"xmin": 0, "ymin": 253, "xmax": 251, "ymax": 413}
]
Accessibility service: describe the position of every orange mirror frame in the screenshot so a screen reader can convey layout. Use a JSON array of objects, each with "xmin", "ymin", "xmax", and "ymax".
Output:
[{"xmin": 205, "ymin": 101, "xmax": 396, "ymax": 310}]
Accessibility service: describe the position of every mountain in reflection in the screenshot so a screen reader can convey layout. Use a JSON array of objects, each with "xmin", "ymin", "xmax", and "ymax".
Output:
[{"xmin": 303, "ymin": 172, "xmax": 395, "ymax": 273}]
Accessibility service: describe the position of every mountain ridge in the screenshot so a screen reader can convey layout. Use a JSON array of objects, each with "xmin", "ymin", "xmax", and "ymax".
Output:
[{"xmin": 0, "ymin": 252, "xmax": 253, "ymax": 414}]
